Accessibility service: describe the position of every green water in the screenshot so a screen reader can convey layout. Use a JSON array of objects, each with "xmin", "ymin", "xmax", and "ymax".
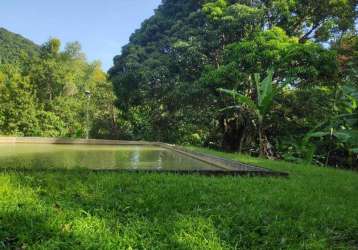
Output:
[{"xmin": 0, "ymin": 144, "xmax": 221, "ymax": 171}]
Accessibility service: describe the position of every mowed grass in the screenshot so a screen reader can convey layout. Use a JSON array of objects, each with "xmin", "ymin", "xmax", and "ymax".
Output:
[{"xmin": 0, "ymin": 147, "xmax": 357, "ymax": 249}]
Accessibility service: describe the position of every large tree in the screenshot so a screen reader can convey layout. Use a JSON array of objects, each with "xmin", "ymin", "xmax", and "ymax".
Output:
[{"xmin": 109, "ymin": 0, "xmax": 357, "ymax": 166}]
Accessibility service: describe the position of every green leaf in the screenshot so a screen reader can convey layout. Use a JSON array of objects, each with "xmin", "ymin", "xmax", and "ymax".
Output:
[
  {"xmin": 333, "ymin": 131, "xmax": 352, "ymax": 143},
  {"xmin": 217, "ymin": 88, "xmax": 257, "ymax": 112},
  {"xmin": 257, "ymin": 70, "xmax": 274, "ymax": 115},
  {"xmin": 254, "ymin": 73, "xmax": 261, "ymax": 103},
  {"xmin": 217, "ymin": 88, "xmax": 237, "ymax": 97},
  {"xmin": 307, "ymin": 131, "xmax": 330, "ymax": 138},
  {"xmin": 219, "ymin": 105, "xmax": 241, "ymax": 112},
  {"xmin": 343, "ymin": 83, "xmax": 358, "ymax": 100}
]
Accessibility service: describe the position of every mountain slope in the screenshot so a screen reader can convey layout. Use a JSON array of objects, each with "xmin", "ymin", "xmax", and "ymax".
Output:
[{"xmin": 0, "ymin": 27, "xmax": 40, "ymax": 63}]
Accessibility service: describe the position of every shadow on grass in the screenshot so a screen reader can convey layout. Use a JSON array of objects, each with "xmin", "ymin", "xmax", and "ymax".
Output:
[
  {"xmin": 1, "ymin": 169, "xmax": 235, "ymax": 249},
  {"xmin": 0, "ymin": 167, "xmax": 289, "ymax": 178},
  {"xmin": 0, "ymin": 201, "xmax": 86, "ymax": 249}
]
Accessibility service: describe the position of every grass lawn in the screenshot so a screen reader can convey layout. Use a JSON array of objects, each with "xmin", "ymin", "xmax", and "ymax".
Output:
[{"xmin": 0, "ymin": 147, "xmax": 357, "ymax": 249}]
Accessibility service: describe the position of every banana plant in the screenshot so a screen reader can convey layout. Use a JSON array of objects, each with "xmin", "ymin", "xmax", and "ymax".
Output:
[
  {"xmin": 218, "ymin": 70, "xmax": 275, "ymax": 156},
  {"xmin": 304, "ymin": 82, "xmax": 358, "ymax": 166}
]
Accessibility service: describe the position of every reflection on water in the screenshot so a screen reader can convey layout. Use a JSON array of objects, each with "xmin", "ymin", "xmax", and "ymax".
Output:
[{"xmin": 0, "ymin": 144, "xmax": 220, "ymax": 171}]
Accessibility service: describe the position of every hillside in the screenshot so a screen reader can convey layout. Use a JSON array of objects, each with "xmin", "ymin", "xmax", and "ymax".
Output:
[{"xmin": 0, "ymin": 27, "xmax": 40, "ymax": 63}]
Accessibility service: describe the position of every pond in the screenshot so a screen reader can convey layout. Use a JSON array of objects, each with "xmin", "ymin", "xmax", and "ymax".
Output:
[{"xmin": 0, "ymin": 144, "xmax": 224, "ymax": 171}]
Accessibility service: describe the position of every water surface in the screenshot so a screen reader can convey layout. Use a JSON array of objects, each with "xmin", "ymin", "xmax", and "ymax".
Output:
[{"xmin": 0, "ymin": 144, "xmax": 221, "ymax": 171}]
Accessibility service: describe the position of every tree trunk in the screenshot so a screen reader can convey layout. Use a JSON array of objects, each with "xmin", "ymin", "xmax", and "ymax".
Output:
[
  {"xmin": 258, "ymin": 123, "xmax": 265, "ymax": 157},
  {"xmin": 238, "ymin": 126, "xmax": 246, "ymax": 153}
]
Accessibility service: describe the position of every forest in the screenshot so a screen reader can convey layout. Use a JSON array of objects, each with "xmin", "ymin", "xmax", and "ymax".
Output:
[
  {"xmin": 0, "ymin": 28, "xmax": 118, "ymax": 139},
  {"xmin": 1, "ymin": 0, "xmax": 358, "ymax": 169}
]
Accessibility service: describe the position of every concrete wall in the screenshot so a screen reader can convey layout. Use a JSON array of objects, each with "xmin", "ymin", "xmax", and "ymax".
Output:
[{"xmin": 0, "ymin": 136, "xmax": 154, "ymax": 145}]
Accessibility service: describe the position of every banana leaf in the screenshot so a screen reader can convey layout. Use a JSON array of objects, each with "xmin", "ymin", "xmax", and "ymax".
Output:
[
  {"xmin": 254, "ymin": 70, "xmax": 274, "ymax": 115},
  {"xmin": 217, "ymin": 88, "xmax": 257, "ymax": 112}
]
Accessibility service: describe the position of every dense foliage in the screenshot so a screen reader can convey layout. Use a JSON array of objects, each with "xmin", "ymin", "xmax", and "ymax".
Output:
[
  {"xmin": 0, "ymin": 29, "xmax": 119, "ymax": 139},
  {"xmin": 0, "ymin": 28, "xmax": 40, "ymax": 64},
  {"xmin": 109, "ymin": 0, "xmax": 358, "ymax": 168}
]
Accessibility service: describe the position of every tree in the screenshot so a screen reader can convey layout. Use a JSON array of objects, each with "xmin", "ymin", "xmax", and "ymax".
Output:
[
  {"xmin": 202, "ymin": 0, "xmax": 357, "ymax": 43},
  {"xmin": 0, "ymin": 63, "xmax": 39, "ymax": 136},
  {"xmin": 218, "ymin": 70, "xmax": 275, "ymax": 157},
  {"xmin": 0, "ymin": 33, "xmax": 119, "ymax": 140},
  {"xmin": 107, "ymin": 0, "xmax": 357, "ymax": 167},
  {"xmin": 263, "ymin": 0, "xmax": 357, "ymax": 42}
]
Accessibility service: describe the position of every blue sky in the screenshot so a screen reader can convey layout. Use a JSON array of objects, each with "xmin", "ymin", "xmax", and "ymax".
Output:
[{"xmin": 0, "ymin": 0, "xmax": 161, "ymax": 70}]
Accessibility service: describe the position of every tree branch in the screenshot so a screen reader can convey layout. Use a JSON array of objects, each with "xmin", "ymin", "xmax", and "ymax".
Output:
[{"xmin": 299, "ymin": 22, "xmax": 321, "ymax": 43}]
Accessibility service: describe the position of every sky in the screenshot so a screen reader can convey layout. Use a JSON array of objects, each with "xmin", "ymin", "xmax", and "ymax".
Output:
[{"xmin": 0, "ymin": 0, "xmax": 161, "ymax": 70}]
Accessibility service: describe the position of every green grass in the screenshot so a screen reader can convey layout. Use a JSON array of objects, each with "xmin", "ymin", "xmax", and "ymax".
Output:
[{"xmin": 1, "ymin": 147, "xmax": 357, "ymax": 249}]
